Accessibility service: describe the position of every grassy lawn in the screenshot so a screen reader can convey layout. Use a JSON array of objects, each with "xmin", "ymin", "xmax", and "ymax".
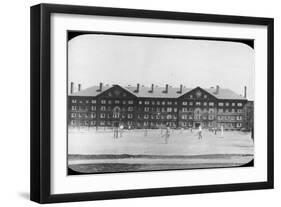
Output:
[{"xmin": 68, "ymin": 128, "xmax": 254, "ymax": 174}]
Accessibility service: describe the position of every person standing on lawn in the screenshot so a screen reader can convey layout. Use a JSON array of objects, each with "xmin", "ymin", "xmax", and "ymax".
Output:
[
  {"xmin": 220, "ymin": 125, "xmax": 224, "ymax": 137},
  {"xmin": 162, "ymin": 127, "xmax": 170, "ymax": 144},
  {"xmin": 119, "ymin": 124, "xmax": 124, "ymax": 137},
  {"xmin": 198, "ymin": 124, "xmax": 203, "ymax": 140}
]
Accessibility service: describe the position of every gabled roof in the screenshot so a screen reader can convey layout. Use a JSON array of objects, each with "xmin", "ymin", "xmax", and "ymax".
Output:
[{"xmin": 69, "ymin": 84, "xmax": 247, "ymax": 100}]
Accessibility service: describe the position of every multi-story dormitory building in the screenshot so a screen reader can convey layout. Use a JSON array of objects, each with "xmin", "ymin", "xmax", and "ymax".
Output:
[{"xmin": 68, "ymin": 82, "xmax": 254, "ymax": 130}]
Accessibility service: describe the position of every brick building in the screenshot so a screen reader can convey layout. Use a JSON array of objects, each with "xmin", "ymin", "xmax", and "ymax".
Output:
[{"xmin": 68, "ymin": 83, "xmax": 252, "ymax": 130}]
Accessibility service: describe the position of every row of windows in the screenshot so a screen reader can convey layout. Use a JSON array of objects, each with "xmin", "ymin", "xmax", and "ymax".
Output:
[
  {"xmin": 70, "ymin": 120, "xmax": 243, "ymax": 128},
  {"xmin": 71, "ymin": 105, "xmax": 244, "ymax": 114},
  {"xmin": 72, "ymin": 99, "xmax": 97, "ymax": 104},
  {"xmin": 101, "ymin": 100, "xmax": 134, "ymax": 105},
  {"xmin": 138, "ymin": 100, "xmax": 177, "ymax": 105},
  {"xmin": 217, "ymin": 123, "xmax": 242, "ymax": 128},
  {"xmin": 72, "ymin": 98, "xmax": 244, "ymax": 108},
  {"xmin": 218, "ymin": 108, "xmax": 243, "ymax": 113},
  {"xmin": 217, "ymin": 116, "xmax": 243, "ymax": 121},
  {"xmin": 218, "ymin": 102, "xmax": 243, "ymax": 107},
  {"xmin": 182, "ymin": 101, "xmax": 215, "ymax": 106}
]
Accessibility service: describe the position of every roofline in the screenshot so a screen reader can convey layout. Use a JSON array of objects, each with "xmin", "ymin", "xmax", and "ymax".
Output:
[
  {"xmin": 177, "ymin": 86, "xmax": 218, "ymax": 100},
  {"xmin": 95, "ymin": 84, "xmax": 138, "ymax": 98}
]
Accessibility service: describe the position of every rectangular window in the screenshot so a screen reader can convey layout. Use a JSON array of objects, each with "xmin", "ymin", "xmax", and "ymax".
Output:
[
  {"xmin": 71, "ymin": 99, "xmax": 77, "ymax": 103},
  {"xmin": 232, "ymin": 102, "xmax": 235, "ymax": 106},
  {"xmin": 225, "ymin": 102, "xmax": 229, "ymax": 106},
  {"xmin": 182, "ymin": 107, "xmax": 188, "ymax": 112},
  {"xmin": 167, "ymin": 101, "xmax": 172, "ymax": 105},
  {"xmin": 237, "ymin": 103, "xmax": 243, "ymax": 107},
  {"xmin": 71, "ymin": 106, "xmax": 77, "ymax": 110},
  {"xmin": 181, "ymin": 114, "xmax": 187, "ymax": 119},
  {"xmin": 218, "ymin": 109, "xmax": 223, "ymax": 113},
  {"xmin": 162, "ymin": 101, "xmax": 165, "ymax": 105},
  {"xmin": 128, "ymin": 107, "xmax": 133, "ymax": 111},
  {"xmin": 100, "ymin": 113, "xmax": 105, "ymax": 118},
  {"xmin": 122, "ymin": 100, "xmax": 127, "ymax": 104},
  {"xmin": 182, "ymin": 101, "xmax": 187, "ymax": 105},
  {"xmin": 144, "ymin": 107, "xmax": 149, "ymax": 112},
  {"xmin": 218, "ymin": 102, "xmax": 224, "ymax": 106},
  {"xmin": 101, "ymin": 100, "xmax": 106, "ymax": 104},
  {"xmin": 71, "ymin": 113, "xmax": 76, "ymax": 118},
  {"xmin": 128, "ymin": 114, "xmax": 133, "ymax": 119},
  {"xmin": 167, "ymin": 115, "xmax": 172, "ymax": 119},
  {"xmin": 138, "ymin": 101, "xmax": 142, "ymax": 104},
  {"xmin": 91, "ymin": 106, "xmax": 96, "ymax": 111},
  {"xmin": 128, "ymin": 100, "xmax": 133, "ymax": 104},
  {"xmin": 167, "ymin": 107, "xmax": 172, "ymax": 112},
  {"xmin": 101, "ymin": 106, "xmax": 106, "ymax": 111},
  {"xmin": 189, "ymin": 102, "xmax": 193, "ymax": 106},
  {"xmin": 209, "ymin": 102, "xmax": 214, "ymax": 106},
  {"xmin": 144, "ymin": 101, "xmax": 149, "ymax": 105},
  {"xmin": 91, "ymin": 99, "xmax": 96, "ymax": 104},
  {"xmin": 144, "ymin": 114, "xmax": 149, "ymax": 119},
  {"xmin": 115, "ymin": 100, "xmax": 120, "ymax": 104}
]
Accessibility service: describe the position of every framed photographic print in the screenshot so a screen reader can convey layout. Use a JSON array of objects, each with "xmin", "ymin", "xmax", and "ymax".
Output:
[{"xmin": 30, "ymin": 3, "xmax": 274, "ymax": 203}]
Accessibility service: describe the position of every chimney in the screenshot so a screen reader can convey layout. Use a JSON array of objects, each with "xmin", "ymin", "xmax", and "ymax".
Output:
[
  {"xmin": 149, "ymin": 84, "xmax": 154, "ymax": 93},
  {"xmin": 215, "ymin": 85, "xmax": 219, "ymax": 94},
  {"xmin": 70, "ymin": 82, "xmax": 74, "ymax": 94},
  {"xmin": 97, "ymin": 82, "xmax": 103, "ymax": 91},
  {"xmin": 163, "ymin": 84, "xmax": 169, "ymax": 93},
  {"xmin": 78, "ymin": 83, "xmax": 81, "ymax": 91},
  {"xmin": 177, "ymin": 84, "xmax": 183, "ymax": 93},
  {"xmin": 134, "ymin": 83, "xmax": 140, "ymax": 93},
  {"xmin": 244, "ymin": 86, "xmax": 247, "ymax": 98}
]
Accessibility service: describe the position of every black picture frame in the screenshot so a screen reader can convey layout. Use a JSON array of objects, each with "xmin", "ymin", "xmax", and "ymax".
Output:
[{"xmin": 30, "ymin": 3, "xmax": 274, "ymax": 204}]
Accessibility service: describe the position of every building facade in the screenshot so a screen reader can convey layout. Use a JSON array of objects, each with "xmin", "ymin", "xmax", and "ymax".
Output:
[{"xmin": 68, "ymin": 83, "xmax": 252, "ymax": 130}]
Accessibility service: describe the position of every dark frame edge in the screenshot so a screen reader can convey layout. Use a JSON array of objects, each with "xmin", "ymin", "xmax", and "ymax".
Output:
[
  {"xmin": 43, "ymin": 181, "xmax": 272, "ymax": 204},
  {"xmin": 30, "ymin": 3, "xmax": 274, "ymax": 204},
  {"xmin": 267, "ymin": 19, "xmax": 274, "ymax": 189},
  {"xmin": 30, "ymin": 4, "xmax": 42, "ymax": 203}
]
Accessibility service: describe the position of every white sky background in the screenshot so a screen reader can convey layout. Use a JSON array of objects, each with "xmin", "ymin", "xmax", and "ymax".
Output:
[{"xmin": 68, "ymin": 34, "xmax": 255, "ymax": 100}]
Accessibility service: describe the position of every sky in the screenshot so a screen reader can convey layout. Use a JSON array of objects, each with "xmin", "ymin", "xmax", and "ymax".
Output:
[{"xmin": 68, "ymin": 34, "xmax": 255, "ymax": 100}]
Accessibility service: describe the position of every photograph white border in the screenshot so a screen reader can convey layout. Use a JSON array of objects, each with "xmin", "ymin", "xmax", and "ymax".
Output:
[{"xmin": 50, "ymin": 13, "xmax": 268, "ymax": 195}]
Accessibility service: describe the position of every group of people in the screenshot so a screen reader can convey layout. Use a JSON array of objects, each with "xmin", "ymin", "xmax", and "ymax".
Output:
[
  {"xmin": 112, "ymin": 122, "xmax": 224, "ymax": 143},
  {"xmin": 162, "ymin": 124, "xmax": 225, "ymax": 143}
]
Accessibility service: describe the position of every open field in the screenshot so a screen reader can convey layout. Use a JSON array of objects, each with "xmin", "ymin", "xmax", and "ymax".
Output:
[{"xmin": 68, "ymin": 128, "xmax": 254, "ymax": 174}]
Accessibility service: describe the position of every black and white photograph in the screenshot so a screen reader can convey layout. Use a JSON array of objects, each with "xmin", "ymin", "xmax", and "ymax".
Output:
[{"xmin": 67, "ymin": 31, "xmax": 255, "ymax": 175}]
